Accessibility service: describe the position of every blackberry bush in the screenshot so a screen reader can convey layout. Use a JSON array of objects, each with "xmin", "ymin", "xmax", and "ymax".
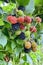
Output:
[{"xmin": 0, "ymin": 0, "xmax": 42, "ymax": 65}]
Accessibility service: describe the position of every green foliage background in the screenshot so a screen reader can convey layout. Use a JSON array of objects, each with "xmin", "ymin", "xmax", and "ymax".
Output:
[{"xmin": 0, "ymin": 0, "xmax": 43, "ymax": 65}]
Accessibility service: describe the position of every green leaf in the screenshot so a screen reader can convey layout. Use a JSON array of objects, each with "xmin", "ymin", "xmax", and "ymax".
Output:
[
  {"xmin": 0, "ymin": 1, "xmax": 3, "ymax": 5},
  {"xmin": 25, "ymin": 0, "xmax": 35, "ymax": 14},
  {"xmin": 0, "ymin": 30, "xmax": 7, "ymax": 47},
  {"xmin": 5, "ymin": 22, "xmax": 11, "ymax": 28},
  {"xmin": 0, "ymin": 19, "xmax": 4, "ymax": 26},
  {"xmin": 17, "ymin": 0, "xmax": 30, "ymax": 6},
  {"xmin": 0, "ymin": 52, "xmax": 4, "ymax": 60},
  {"xmin": 14, "ymin": 47, "xmax": 23, "ymax": 57},
  {"xmin": 2, "ymin": 28, "xmax": 9, "ymax": 37},
  {"xmin": 22, "ymin": 54, "xmax": 33, "ymax": 65},
  {"xmin": 34, "ymin": 0, "xmax": 43, "ymax": 6},
  {"xmin": 23, "ymin": 62, "xmax": 29, "ymax": 65},
  {"xmin": 3, "ymin": 13, "xmax": 8, "ymax": 22},
  {"xmin": 8, "ymin": 60, "xmax": 12, "ymax": 65},
  {"xmin": 22, "ymin": 55, "xmax": 27, "ymax": 61},
  {"xmin": 0, "ymin": 60, "xmax": 7, "ymax": 65},
  {"xmin": 11, "ymin": 41, "xmax": 16, "ymax": 50},
  {"xmin": 16, "ymin": 39, "xmax": 24, "ymax": 45},
  {"xmin": 5, "ymin": 41, "xmax": 12, "ymax": 53},
  {"xmin": 2, "ymin": 3, "xmax": 16, "ymax": 13},
  {"xmin": 11, "ymin": 0, "xmax": 16, "ymax": 3},
  {"xmin": 0, "ymin": 7, "xmax": 3, "ymax": 14},
  {"xmin": 26, "ymin": 54, "xmax": 33, "ymax": 65},
  {"xmin": 20, "ymin": 58, "xmax": 24, "ymax": 64}
]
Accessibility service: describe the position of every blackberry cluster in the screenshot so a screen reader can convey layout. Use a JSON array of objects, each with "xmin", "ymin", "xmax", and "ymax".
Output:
[{"xmin": 7, "ymin": 10, "xmax": 41, "ymax": 54}]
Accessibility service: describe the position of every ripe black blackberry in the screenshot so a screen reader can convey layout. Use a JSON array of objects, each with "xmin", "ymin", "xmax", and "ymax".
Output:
[
  {"xmin": 0, "ymin": 26, "xmax": 3, "ymax": 29},
  {"xmin": 11, "ymin": 0, "xmax": 16, "ymax": 3},
  {"xmin": 18, "ymin": 6, "xmax": 25, "ymax": 11},
  {"xmin": 12, "ymin": 14, "xmax": 16, "ymax": 16},
  {"xmin": 4, "ymin": 0, "xmax": 9, "ymax": 3},
  {"xmin": 19, "ymin": 32, "xmax": 25, "ymax": 40},
  {"xmin": 24, "ymin": 47, "xmax": 31, "ymax": 53},
  {"xmin": 34, "ymin": 39, "xmax": 37, "ymax": 42},
  {"xmin": 12, "ymin": 23, "xmax": 20, "ymax": 31}
]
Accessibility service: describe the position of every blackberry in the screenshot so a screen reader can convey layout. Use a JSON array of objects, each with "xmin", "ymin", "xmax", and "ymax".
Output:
[
  {"xmin": 24, "ymin": 41, "xmax": 31, "ymax": 53},
  {"xmin": 32, "ymin": 18, "xmax": 34, "ymax": 22},
  {"xmin": 24, "ymin": 48, "xmax": 31, "ymax": 53},
  {"xmin": 12, "ymin": 23, "xmax": 20, "ymax": 31},
  {"xmin": 12, "ymin": 14, "xmax": 16, "ymax": 16},
  {"xmin": 4, "ymin": 0, "xmax": 9, "ymax": 3},
  {"xmin": 32, "ymin": 47, "xmax": 37, "ymax": 52},
  {"xmin": 19, "ymin": 32, "xmax": 25, "ymax": 40},
  {"xmin": 18, "ymin": 6, "xmax": 25, "ymax": 11},
  {"xmin": 34, "ymin": 39, "xmax": 37, "ymax": 42},
  {"xmin": 31, "ymin": 41, "xmax": 37, "ymax": 48},
  {"xmin": 11, "ymin": 0, "xmax": 16, "ymax": 3},
  {"xmin": 0, "ymin": 26, "xmax": 3, "ymax": 29},
  {"xmin": 25, "ymin": 41, "xmax": 31, "ymax": 49},
  {"xmin": 31, "ymin": 41, "xmax": 37, "ymax": 52},
  {"xmin": 36, "ymin": 14, "xmax": 43, "ymax": 22}
]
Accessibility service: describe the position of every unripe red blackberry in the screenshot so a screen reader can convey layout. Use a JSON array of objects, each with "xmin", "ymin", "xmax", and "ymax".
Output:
[
  {"xmin": 24, "ymin": 16, "xmax": 32, "ymax": 23},
  {"xmin": 30, "ymin": 26, "xmax": 37, "ymax": 32},
  {"xmin": 35, "ymin": 17, "xmax": 42, "ymax": 23},
  {"xmin": 7, "ymin": 16, "xmax": 17, "ymax": 24},
  {"xmin": 20, "ymin": 24, "xmax": 25, "ymax": 30},
  {"xmin": 17, "ymin": 17, "xmax": 24, "ymax": 23}
]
